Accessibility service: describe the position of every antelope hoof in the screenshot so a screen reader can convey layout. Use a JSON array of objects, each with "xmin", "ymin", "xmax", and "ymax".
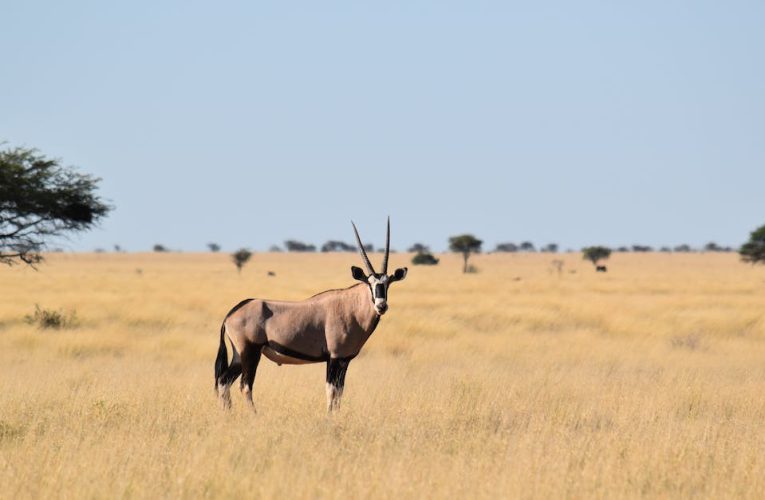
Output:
[{"xmin": 217, "ymin": 384, "xmax": 232, "ymax": 410}]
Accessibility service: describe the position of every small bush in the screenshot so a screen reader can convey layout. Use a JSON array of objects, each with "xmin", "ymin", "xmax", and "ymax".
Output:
[
  {"xmin": 232, "ymin": 248, "xmax": 253, "ymax": 274},
  {"xmin": 25, "ymin": 304, "xmax": 78, "ymax": 329},
  {"xmin": 465, "ymin": 264, "xmax": 479, "ymax": 274},
  {"xmin": 412, "ymin": 252, "xmax": 439, "ymax": 265}
]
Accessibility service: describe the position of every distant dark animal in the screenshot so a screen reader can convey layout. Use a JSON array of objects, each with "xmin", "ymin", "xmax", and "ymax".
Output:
[
  {"xmin": 596, "ymin": 265, "xmax": 607, "ymax": 272},
  {"xmin": 267, "ymin": 271, "xmax": 276, "ymax": 277}
]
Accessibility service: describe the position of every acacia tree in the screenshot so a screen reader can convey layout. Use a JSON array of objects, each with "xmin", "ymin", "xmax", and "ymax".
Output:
[
  {"xmin": 520, "ymin": 241, "xmax": 536, "ymax": 252},
  {"xmin": 582, "ymin": 246, "xmax": 611, "ymax": 268},
  {"xmin": 232, "ymin": 248, "xmax": 252, "ymax": 274},
  {"xmin": 408, "ymin": 243, "xmax": 430, "ymax": 253},
  {"xmin": 495, "ymin": 242, "xmax": 518, "ymax": 252},
  {"xmin": 284, "ymin": 240, "xmax": 316, "ymax": 252},
  {"xmin": 541, "ymin": 243, "xmax": 559, "ymax": 253},
  {"xmin": 0, "ymin": 145, "xmax": 110, "ymax": 266},
  {"xmin": 740, "ymin": 224, "xmax": 765, "ymax": 264},
  {"xmin": 449, "ymin": 234, "xmax": 482, "ymax": 273},
  {"xmin": 321, "ymin": 240, "xmax": 354, "ymax": 252}
]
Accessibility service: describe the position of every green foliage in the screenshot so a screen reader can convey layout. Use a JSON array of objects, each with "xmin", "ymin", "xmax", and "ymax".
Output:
[
  {"xmin": 207, "ymin": 243, "xmax": 221, "ymax": 252},
  {"xmin": 449, "ymin": 234, "xmax": 482, "ymax": 254},
  {"xmin": 449, "ymin": 234, "xmax": 482, "ymax": 273},
  {"xmin": 25, "ymin": 304, "xmax": 78, "ymax": 329},
  {"xmin": 495, "ymin": 242, "xmax": 518, "ymax": 252},
  {"xmin": 0, "ymin": 145, "xmax": 111, "ymax": 266},
  {"xmin": 541, "ymin": 243, "xmax": 558, "ymax": 253},
  {"xmin": 408, "ymin": 243, "xmax": 430, "ymax": 253},
  {"xmin": 412, "ymin": 252, "xmax": 439, "ymax": 265},
  {"xmin": 582, "ymin": 246, "xmax": 612, "ymax": 266},
  {"xmin": 232, "ymin": 248, "xmax": 253, "ymax": 273},
  {"xmin": 520, "ymin": 241, "xmax": 535, "ymax": 252},
  {"xmin": 740, "ymin": 224, "xmax": 765, "ymax": 264},
  {"xmin": 321, "ymin": 240, "xmax": 355, "ymax": 252},
  {"xmin": 284, "ymin": 240, "xmax": 316, "ymax": 252}
]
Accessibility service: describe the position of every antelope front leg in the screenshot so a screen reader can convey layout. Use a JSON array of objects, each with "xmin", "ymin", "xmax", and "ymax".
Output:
[{"xmin": 325, "ymin": 358, "xmax": 350, "ymax": 412}]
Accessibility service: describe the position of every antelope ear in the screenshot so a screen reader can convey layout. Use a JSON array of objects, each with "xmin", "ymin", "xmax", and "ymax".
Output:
[
  {"xmin": 351, "ymin": 266, "xmax": 367, "ymax": 281},
  {"xmin": 390, "ymin": 267, "xmax": 408, "ymax": 282}
]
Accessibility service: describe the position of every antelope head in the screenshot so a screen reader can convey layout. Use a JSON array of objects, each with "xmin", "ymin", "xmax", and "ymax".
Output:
[{"xmin": 351, "ymin": 217, "xmax": 407, "ymax": 316}]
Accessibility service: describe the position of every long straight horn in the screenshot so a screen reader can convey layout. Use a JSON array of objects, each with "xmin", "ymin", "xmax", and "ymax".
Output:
[
  {"xmin": 381, "ymin": 216, "xmax": 390, "ymax": 274},
  {"xmin": 351, "ymin": 221, "xmax": 376, "ymax": 275}
]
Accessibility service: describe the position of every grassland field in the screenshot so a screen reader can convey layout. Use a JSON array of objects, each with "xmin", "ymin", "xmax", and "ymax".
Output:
[{"xmin": 1, "ymin": 251, "xmax": 764, "ymax": 499}]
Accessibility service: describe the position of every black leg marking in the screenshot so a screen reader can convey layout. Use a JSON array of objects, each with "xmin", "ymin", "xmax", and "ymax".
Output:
[
  {"xmin": 218, "ymin": 345, "xmax": 242, "ymax": 386},
  {"xmin": 222, "ymin": 363, "xmax": 242, "ymax": 385},
  {"xmin": 326, "ymin": 357, "xmax": 352, "ymax": 412},
  {"xmin": 240, "ymin": 343, "xmax": 264, "ymax": 409},
  {"xmin": 217, "ymin": 345, "xmax": 242, "ymax": 409}
]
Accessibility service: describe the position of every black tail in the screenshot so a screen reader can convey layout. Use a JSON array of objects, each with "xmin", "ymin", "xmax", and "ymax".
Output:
[{"xmin": 214, "ymin": 322, "xmax": 228, "ymax": 389}]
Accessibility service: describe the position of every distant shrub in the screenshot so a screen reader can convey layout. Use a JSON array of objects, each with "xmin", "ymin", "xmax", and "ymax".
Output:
[
  {"xmin": 25, "ymin": 304, "xmax": 78, "ymax": 329},
  {"xmin": 540, "ymin": 243, "xmax": 558, "ymax": 253},
  {"xmin": 207, "ymin": 242, "xmax": 221, "ymax": 252},
  {"xmin": 284, "ymin": 240, "xmax": 316, "ymax": 252},
  {"xmin": 465, "ymin": 264, "xmax": 479, "ymax": 274},
  {"xmin": 408, "ymin": 243, "xmax": 430, "ymax": 253},
  {"xmin": 153, "ymin": 244, "xmax": 167, "ymax": 252},
  {"xmin": 582, "ymin": 246, "xmax": 612, "ymax": 268},
  {"xmin": 632, "ymin": 245, "xmax": 653, "ymax": 252},
  {"xmin": 520, "ymin": 241, "xmax": 536, "ymax": 252},
  {"xmin": 321, "ymin": 240, "xmax": 355, "ymax": 252},
  {"xmin": 740, "ymin": 224, "xmax": 765, "ymax": 264},
  {"xmin": 412, "ymin": 252, "xmax": 439, "ymax": 265},
  {"xmin": 232, "ymin": 248, "xmax": 253, "ymax": 274},
  {"xmin": 495, "ymin": 242, "xmax": 518, "ymax": 253}
]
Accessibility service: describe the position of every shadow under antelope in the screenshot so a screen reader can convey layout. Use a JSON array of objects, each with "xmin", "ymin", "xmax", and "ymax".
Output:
[{"xmin": 214, "ymin": 218, "xmax": 408, "ymax": 412}]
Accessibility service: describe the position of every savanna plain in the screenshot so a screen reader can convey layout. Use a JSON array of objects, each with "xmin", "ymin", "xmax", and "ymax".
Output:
[{"xmin": 1, "ymin": 252, "xmax": 764, "ymax": 499}]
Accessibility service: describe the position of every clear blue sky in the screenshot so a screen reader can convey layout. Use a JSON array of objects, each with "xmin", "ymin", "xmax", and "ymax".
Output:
[{"xmin": 2, "ymin": 1, "xmax": 763, "ymax": 252}]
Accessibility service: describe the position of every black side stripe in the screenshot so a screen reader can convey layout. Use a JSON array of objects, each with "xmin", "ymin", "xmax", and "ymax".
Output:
[
  {"xmin": 266, "ymin": 341, "xmax": 329, "ymax": 362},
  {"xmin": 225, "ymin": 298, "xmax": 255, "ymax": 319}
]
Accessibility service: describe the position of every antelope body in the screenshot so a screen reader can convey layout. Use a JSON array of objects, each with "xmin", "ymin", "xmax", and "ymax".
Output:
[{"xmin": 214, "ymin": 219, "xmax": 407, "ymax": 411}]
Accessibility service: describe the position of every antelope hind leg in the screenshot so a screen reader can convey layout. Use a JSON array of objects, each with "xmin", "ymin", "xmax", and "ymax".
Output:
[
  {"xmin": 326, "ymin": 358, "xmax": 350, "ymax": 412},
  {"xmin": 217, "ymin": 361, "xmax": 242, "ymax": 410},
  {"xmin": 240, "ymin": 343, "xmax": 263, "ymax": 412}
]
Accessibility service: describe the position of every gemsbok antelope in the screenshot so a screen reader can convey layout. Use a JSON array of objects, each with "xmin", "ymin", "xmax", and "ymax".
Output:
[{"xmin": 214, "ymin": 218, "xmax": 407, "ymax": 412}]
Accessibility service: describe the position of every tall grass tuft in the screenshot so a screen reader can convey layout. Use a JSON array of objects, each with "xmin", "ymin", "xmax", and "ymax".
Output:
[{"xmin": 25, "ymin": 304, "xmax": 78, "ymax": 329}]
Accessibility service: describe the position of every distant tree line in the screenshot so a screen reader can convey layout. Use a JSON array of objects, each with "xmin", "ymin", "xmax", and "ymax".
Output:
[
  {"xmin": 106, "ymin": 239, "xmax": 744, "ymax": 256},
  {"xmin": 613, "ymin": 243, "xmax": 736, "ymax": 253},
  {"xmin": 494, "ymin": 242, "xmax": 558, "ymax": 253}
]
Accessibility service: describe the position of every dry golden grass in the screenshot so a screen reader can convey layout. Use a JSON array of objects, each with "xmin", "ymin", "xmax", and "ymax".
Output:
[{"xmin": 1, "ymin": 251, "xmax": 764, "ymax": 499}]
